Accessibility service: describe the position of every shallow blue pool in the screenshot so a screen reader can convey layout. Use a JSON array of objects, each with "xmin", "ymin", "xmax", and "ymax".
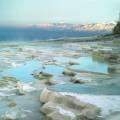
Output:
[
  {"xmin": 49, "ymin": 83, "xmax": 120, "ymax": 95},
  {"xmin": 2, "ymin": 60, "xmax": 64, "ymax": 82},
  {"xmin": 2, "ymin": 60, "xmax": 42, "ymax": 82},
  {"xmin": 55, "ymin": 56, "xmax": 108, "ymax": 74},
  {"xmin": 71, "ymin": 56, "xmax": 108, "ymax": 74}
]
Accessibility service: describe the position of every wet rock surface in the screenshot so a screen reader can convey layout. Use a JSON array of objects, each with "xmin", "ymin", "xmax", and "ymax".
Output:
[
  {"xmin": 0, "ymin": 38, "xmax": 120, "ymax": 120},
  {"xmin": 63, "ymin": 68, "xmax": 76, "ymax": 76},
  {"xmin": 40, "ymin": 88, "xmax": 101, "ymax": 120}
]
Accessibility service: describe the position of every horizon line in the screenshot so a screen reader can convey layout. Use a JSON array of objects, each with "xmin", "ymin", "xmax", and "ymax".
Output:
[{"xmin": 0, "ymin": 21, "xmax": 117, "ymax": 27}]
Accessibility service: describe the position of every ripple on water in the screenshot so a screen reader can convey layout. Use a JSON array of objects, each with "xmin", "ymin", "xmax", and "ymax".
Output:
[{"xmin": 49, "ymin": 83, "xmax": 120, "ymax": 95}]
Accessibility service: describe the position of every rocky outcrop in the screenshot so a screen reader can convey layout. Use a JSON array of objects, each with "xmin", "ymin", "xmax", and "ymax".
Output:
[
  {"xmin": 0, "ymin": 77, "xmax": 18, "ymax": 88},
  {"xmin": 108, "ymin": 65, "xmax": 120, "ymax": 73},
  {"xmin": 33, "ymin": 71, "xmax": 53, "ymax": 80},
  {"xmin": 63, "ymin": 69, "xmax": 76, "ymax": 76},
  {"xmin": 68, "ymin": 61, "xmax": 79, "ymax": 66},
  {"xmin": 16, "ymin": 82, "xmax": 25, "ymax": 95},
  {"xmin": 40, "ymin": 88, "xmax": 101, "ymax": 120},
  {"xmin": 70, "ymin": 76, "xmax": 92, "ymax": 84},
  {"xmin": 92, "ymin": 50, "xmax": 120, "ymax": 63},
  {"xmin": 33, "ymin": 71, "xmax": 57, "ymax": 85}
]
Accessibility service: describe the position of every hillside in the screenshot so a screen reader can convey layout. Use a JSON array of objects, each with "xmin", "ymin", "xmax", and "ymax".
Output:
[{"xmin": 0, "ymin": 22, "xmax": 116, "ymax": 40}]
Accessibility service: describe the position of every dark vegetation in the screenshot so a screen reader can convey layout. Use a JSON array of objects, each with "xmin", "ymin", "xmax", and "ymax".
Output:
[{"xmin": 113, "ymin": 21, "xmax": 120, "ymax": 35}]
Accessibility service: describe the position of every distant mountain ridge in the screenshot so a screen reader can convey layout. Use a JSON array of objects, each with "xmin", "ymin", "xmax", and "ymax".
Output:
[
  {"xmin": 31, "ymin": 22, "xmax": 116, "ymax": 31},
  {"xmin": 0, "ymin": 22, "xmax": 116, "ymax": 41}
]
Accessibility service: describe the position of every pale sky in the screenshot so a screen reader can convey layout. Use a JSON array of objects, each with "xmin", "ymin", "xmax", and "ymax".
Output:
[{"xmin": 0, "ymin": 0, "xmax": 120, "ymax": 25}]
